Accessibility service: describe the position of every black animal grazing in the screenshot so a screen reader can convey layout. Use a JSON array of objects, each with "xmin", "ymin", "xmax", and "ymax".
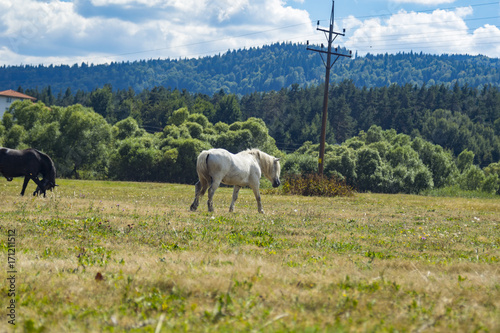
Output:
[{"xmin": 0, "ymin": 148, "xmax": 57, "ymax": 197}]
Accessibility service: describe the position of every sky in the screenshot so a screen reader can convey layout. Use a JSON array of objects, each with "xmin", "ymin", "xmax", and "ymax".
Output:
[{"xmin": 0, "ymin": 0, "xmax": 498, "ymax": 66}]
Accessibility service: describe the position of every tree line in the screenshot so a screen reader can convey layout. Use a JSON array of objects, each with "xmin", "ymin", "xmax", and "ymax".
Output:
[
  {"xmin": 284, "ymin": 126, "xmax": 500, "ymax": 195},
  {"xmin": 18, "ymin": 79, "xmax": 500, "ymax": 168},
  {"xmin": 2, "ymin": 99, "xmax": 499, "ymax": 195},
  {"xmin": 2, "ymin": 43, "xmax": 499, "ymax": 96},
  {"xmin": 243, "ymin": 81, "xmax": 500, "ymax": 168},
  {"xmin": 1, "ymin": 100, "xmax": 279, "ymax": 184}
]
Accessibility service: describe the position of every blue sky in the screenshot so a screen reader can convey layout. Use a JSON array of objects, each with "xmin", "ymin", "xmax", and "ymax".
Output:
[{"xmin": 0, "ymin": 0, "xmax": 498, "ymax": 66}]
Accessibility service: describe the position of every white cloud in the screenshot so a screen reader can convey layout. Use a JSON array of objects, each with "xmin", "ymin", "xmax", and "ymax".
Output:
[
  {"xmin": 0, "ymin": 0, "xmax": 312, "ymax": 66},
  {"xmin": 343, "ymin": 7, "xmax": 500, "ymax": 57},
  {"xmin": 1, "ymin": 0, "xmax": 497, "ymax": 66},
  {"xmin": 472, "ymin": 24, "xmax": 500, "ymax": 56},
  {"xmin": 89, "ymin": 0, "xmax": 166, "ymax": 6}
]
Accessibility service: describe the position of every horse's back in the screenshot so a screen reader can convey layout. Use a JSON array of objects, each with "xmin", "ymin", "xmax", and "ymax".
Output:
[
  {"xmin": 0, "ymin": 147, "xmax": 22, "ymax": 157},
  {"xmin": 201, "ymin": 148, "xmax": 261, "ymax": 186},
  {"xmin": 0, "ymin": 148, "xmax": 44, "ymax": 175},
  {"xmin": 201, "ymin": 148, "xmax": 233, "ymax": 173}
]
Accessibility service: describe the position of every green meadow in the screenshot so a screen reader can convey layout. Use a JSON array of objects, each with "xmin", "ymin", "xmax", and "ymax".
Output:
[{"xmin": 0, "ymin": 179, "xmax": 499, "ymax": 332}]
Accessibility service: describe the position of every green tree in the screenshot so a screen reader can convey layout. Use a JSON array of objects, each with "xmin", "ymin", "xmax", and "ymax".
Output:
[
  {"xmin": 89, "ymin": 85, "xmax": 114, "ymax": 121},
  {"xmin": 214, "ymin": 94, "xmax": 241, "ymax": 124},
  {"xmin": 167, "ymin": 138, "xmax": 211, "ymax": 183},
  {"xmin": 112, "ymin": 117, "xmax": 142, "ymax": 141},
  {"xmin": 483, "ymin": 162, "xmax": 500, "ymax": 194},
  {"xmin": 55, "ymin": 105, "xmax": 112, "ymax": 178},
  {"xmin": 109, "ymin": 137, "xmax": 158, "ymax": 181},
  {"xmin": 459, "ymin": 166, "xmax": 485, "ymax": 191},
  {"xmin": 356, "ymin": 147, "xmax": 383, "ymax": 192},
  {"xmin": 192, "ymin": 97, "xmax": 216, "ymax": 121},
  {"xmin": 457, "ymin": 149, "xmax": 474, "ymax": 172},
  {"xmin": 168, "ymin": 107, "xmax": 189, "ymax": 126},
  {"xmin": 8, "ymin": 100, "xmax": 53, "ymax": 130},
  {"xmin": 25, "ymin": 122, "xmax": 61, "ymax": 155},
  {"xmin": 4, "ymin": 124, "xmax": 25, "ymax": 149}
]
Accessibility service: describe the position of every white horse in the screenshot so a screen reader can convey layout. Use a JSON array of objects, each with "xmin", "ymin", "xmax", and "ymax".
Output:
[{"xmin": 190, "ymin": 148, "xmax": 281, "ymax": 214}]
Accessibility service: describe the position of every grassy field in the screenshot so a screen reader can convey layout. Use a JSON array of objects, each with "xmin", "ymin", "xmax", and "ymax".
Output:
[{"xmin": 0, "ymin": 178, "xmax": 499, "ymax": 332}]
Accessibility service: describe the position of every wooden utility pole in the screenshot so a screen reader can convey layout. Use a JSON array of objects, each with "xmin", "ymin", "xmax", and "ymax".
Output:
[{"xmin": 307, "ymin": 0, "xmax": 351, "ymax": 175}]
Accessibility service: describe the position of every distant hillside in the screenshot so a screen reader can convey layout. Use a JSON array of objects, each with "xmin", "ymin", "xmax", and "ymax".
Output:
[{"xmin": 1, "ymin": 42, "xmax": 499, "ymax": 95}]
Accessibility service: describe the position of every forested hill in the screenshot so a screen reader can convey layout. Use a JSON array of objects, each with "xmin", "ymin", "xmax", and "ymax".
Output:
[{"xmin": 1, "ymin": 43, "xmax": 499, "ymax": 95}]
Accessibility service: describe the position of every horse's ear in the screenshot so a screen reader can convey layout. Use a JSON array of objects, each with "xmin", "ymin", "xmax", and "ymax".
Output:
[{"xmin": 275, "ymin": 158, "xmax": 281, "ymax": 162}]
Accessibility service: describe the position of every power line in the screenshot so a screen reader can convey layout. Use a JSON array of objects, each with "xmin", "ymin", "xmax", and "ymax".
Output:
[
  {"xmin": 102, "ymin": 22, "xmax": 314, "ymax": 59},
  {"xmin": 71, "ymin": 2, "xmax": 499, "ymax": 65},
  {"xmin": 356, "ymin": 39, "xmax": 500, "ymax": 54},
  {"xmin": 323, "ymin": 1, "xmax": 499, "ymax": 22},
  {"xmin": 96, "ymin": 2, "xmax": 499, "ymax": 61}
]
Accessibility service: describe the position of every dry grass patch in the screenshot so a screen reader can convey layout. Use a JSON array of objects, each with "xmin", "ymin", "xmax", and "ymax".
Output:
[{"xmin": 0, "ymin": 178, "xmax": 499, "ymax": 332}]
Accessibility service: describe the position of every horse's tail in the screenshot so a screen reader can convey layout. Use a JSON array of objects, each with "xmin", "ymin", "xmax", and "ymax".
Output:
[{"xmin": 196, "ymin": 150, "xmax": 211, "ymax": 184}]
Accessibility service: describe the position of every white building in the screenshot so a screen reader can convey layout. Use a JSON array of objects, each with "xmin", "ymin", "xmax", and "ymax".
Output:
[{"xmin": 0, "ymin": 90, "xmax": 37, "ymax": 118}]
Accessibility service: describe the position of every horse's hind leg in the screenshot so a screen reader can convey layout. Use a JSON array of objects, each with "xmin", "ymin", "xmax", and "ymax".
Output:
[
  {"xmin": 190, "ymin": 181, "xmax": 202, "ymax": 211},
  {"xmin": 229, "ymin": 186, "xmax": 241, "ymax": 212},
  {"xmin": 207, "ymin": 178, "xmax": 221, "ymax": 212},
  {"xmin": 190, "ymin": 179, "xmax": 209, "ymax": 212}
]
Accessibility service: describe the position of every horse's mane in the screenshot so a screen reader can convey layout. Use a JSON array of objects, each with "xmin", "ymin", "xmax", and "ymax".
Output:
[
  {"xmin": 244, "ymin": 149, "xmax": 277, "ymax": 177},
  {"xmin": 35, "ymin": 149, "xmax": 57, "ymax": 183}
]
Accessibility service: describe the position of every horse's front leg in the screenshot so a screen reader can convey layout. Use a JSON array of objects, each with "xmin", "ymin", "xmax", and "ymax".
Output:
[
  {"xmin": 229, "ymin": 186, "xmax": 241, "ymax": 212},
  {"xmin": 20, "ymin": 176, "xmax": 30, "ymax": 196},
  {"xmin": 33, "ymin": 186, "xmax": 46, "ymax": 197},
  {"xmin": 251, "ymin": 185, "xmax": 264, "ymax": 214},
  {"xmin": 30, "ymin": 176, "xmax": 44, "ymax": 197}
]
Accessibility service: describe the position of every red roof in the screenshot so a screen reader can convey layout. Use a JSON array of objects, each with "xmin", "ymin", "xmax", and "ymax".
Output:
[{"xmin": 0, "ymin": 89, "xmax": 36, "ymax": 101}]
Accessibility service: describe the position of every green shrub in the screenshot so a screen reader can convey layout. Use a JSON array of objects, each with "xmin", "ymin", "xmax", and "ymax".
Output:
[
  {"xmin": 283, "ymin": 154, "xmax": 317, "ymax": 175},
  {"xmin": 481, "ymin": 173, "xmax": 500, "ymax": 194},
  {"xmin": 459, "ymin": 166, "xmax": 485, "ymax": 191}
]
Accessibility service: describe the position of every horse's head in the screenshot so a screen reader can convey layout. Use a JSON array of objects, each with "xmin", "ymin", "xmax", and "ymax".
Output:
[
  {"xmin": 46, "ymin": 180, "xmax": 58, "ymax": 192},
  {"xmin": 271, "ymin": 158, "xmax": 281, "ymax": 188},
  {"xmin": 248, "ymin": 149, "xmax": 281, "ymax": 188},
  {"xmin": 34, "ymin": 178, "xmax": 58, "ymax": 197}
]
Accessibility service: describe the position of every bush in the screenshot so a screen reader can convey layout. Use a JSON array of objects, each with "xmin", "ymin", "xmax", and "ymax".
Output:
[
  {"xmin": 281, "ymin": 173, "xmax": 354, "ymax": 197},
  {"xmin": 282, "ymin": 153, "xmax": 317, "ymax": 175},
  {"xmin": 112, "ymin": 117, "xmax": 140, "ymax": 140},
  {"xmin": 482, "ymin": 173, "xmax": 500, "ymax": 194},
  {"xmin": 184, "ymin": 122, "xmax": 204, "ymax": 139},
  {"xmin": 459, "ymin": 166, "xmax": 485, "ymax": 191},
  {"xmin": 167, "ymin": 107, "xmax": 189, "ymax": 126}
]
